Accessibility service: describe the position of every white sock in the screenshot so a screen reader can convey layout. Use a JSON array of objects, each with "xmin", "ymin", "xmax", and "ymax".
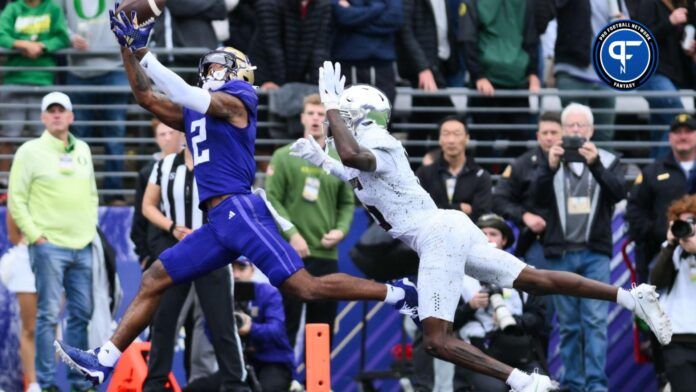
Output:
[
  {"xmin": 26, "ymin": 382, "xmax": 40, "ymax": 392},
  {"xmin": 617, "ymin": 288, "xmax": 636, "ymax": 312},
  {"xmin": 506, "ymin": 368, "xmax": 533, "ymax": 391},
  {"xmin": 383, "ymin": 284, "xmax": 405, "ymax": 304},
  {"xmin": 97, "ymin": 341, "xmax": 122, "ymax": 367}
]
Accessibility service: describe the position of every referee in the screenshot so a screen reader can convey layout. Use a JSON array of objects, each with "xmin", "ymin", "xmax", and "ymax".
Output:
[{"xmin": 142, "ymin": 146, "xmax": 248, "ymax": 391}]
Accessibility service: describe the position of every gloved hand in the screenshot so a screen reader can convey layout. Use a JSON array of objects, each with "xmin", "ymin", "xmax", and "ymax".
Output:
[
  {"xmin": 318, "ymin": 61, "xmax": 345, "ymax": 111},
  {"xmin": 109, "ymin": 6, "xmax": 154, "ymax": 52},
  {"xmin": 290, "ymin": 136, "xmax": 329, "ymax": 167}
]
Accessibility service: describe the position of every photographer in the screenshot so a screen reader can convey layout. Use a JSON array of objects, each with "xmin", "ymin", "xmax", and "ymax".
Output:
[
  {"xmin": 650, "ymin": 194, "xmax": 696, "ymax": 392},
  {"xmin": 232, "ymin": 258, "xmax": 294, "ymax": 392},
  {"xmin": 456, "ymin": 214, "xmax": 548, "ymax": 392},
  {"xmin": 531, "ymin": 103, "xmax": 626, "ymax": 391}
]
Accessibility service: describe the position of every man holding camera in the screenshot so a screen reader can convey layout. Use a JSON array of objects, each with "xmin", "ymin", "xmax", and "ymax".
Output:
[
  {"xmin": 627, "ymin": 113, "xmax": 696, "ymax": 284},
  {"xmin": 650, "ymin": 194, "xmax": 696, "ymax": 392},
  {"xmin": 456, "ymin": 214, "xmax": 548, "ymax": 392},
  {"xmin": 231, "ymin": 257, "xmax": 294, "ymax": 392},
  {"xmin": 532, "ymin": 103, "xmax": 626, "ymax": 392}
]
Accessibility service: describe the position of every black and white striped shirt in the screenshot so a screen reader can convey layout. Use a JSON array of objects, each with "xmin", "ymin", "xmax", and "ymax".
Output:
[{"xmin": 148, "ymin": 151, "xmax": 205, "ymax": 230}]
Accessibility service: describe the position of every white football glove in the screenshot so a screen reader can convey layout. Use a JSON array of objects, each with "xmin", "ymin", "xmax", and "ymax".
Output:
[
  {"xmin": 290, "ymin": 136, "xmax": 329, "ymax": 167},
  {"xmin": 318, "ymin": 61, "xmax": 345, "ymax": 111}
]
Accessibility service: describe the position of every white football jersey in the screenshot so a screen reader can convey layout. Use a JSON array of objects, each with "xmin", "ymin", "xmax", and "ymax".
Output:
[{"xmin": 342, "ymin": 128, "xmax": 438, "ymax": 246}]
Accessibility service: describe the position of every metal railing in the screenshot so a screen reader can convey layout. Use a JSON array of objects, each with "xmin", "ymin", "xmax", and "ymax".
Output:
[{"xmin": 0, "ymin": 47, "xmax": 691, "ymax": 200}]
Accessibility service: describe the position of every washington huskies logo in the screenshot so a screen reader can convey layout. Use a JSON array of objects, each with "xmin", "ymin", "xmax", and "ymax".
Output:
[{"xmin": 592, "ymin": 20, "xmax": 658, "ymax": 90}]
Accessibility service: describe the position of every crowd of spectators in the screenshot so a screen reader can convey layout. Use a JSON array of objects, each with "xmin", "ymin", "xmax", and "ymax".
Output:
[{"xmin": 1, "ymin": 1, "xmax": 696, "ymax": 392}]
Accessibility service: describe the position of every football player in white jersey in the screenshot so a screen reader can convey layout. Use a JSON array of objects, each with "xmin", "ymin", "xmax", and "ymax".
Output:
[{"xmin": 289, "ymin": 62, "xmax": 673, "ymax": 392}]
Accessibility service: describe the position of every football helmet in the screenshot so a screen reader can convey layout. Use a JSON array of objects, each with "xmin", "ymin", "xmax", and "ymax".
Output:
[
  {"xmin": 338, "ymin": 84, "xmax": 391, "ymax": 137},
  {"xmin": 198, "ymin": 46, "xmax": 255, "ymax": 90}
]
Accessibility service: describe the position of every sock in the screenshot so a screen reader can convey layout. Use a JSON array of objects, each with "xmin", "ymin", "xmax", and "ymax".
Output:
[
  {"xmin": 383, "ymin": 284, "xmax": 405, "ymax": 304},
  {"xmin": 506, "ymin": 368, "xmax": 533, "ymax": 391},
  {"xmin": 26, "ymin": 382, "xmax": 40, "ymax": 392},
  {"xmin": 617, "ymin": 288, "xmax": 636, "ymax": 312},
  {"xmin": 97, "ymin": 341, "xmax": 122, "ymax": 367}
]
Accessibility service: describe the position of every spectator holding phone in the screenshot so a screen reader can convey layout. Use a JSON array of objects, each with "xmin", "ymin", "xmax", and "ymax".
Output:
[
  {"xmin": 531, "ymin": 102, "xmax": 626, "ymax": 392},
  {"xmin": 650, "ymin": 194, "xmax": 696, "ymax": 392}
]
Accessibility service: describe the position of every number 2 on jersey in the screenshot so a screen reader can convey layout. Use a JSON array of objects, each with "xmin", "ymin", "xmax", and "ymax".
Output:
[{"xmin": 191, "ymin": 118, "xmax": 210, "ymax": 166}]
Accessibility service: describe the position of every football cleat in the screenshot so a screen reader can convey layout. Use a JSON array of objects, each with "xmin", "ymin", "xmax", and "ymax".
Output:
[
  {"xmin": 54, "ymin": 341, "xmax": 113, "ymax": 385},
  {"xmin": 630, "ymin": 283, "xmax": 672, "ymax": 345},
  {"xmin": 392, "ymin": 278, "xmax": 420, "ymax": 327}
]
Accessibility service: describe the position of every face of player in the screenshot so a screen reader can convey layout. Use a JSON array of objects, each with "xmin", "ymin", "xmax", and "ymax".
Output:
[
  {"xmin": 155, "ymin": 123, "xmax": 182, "ymax": 155},
  {"xmin": 439, "ymin": 120, "xmax": 469, "ymax": 160},
  {"xmin": 669, "ymin": 127, "xmax": 696, "ymax": 157},
  {"xmin": 301, "ymin": 103, "xmax": 326, "ymax": 140},
  {"xmin": 562, "ymin": 110, "xmax": 594, "ymax": 140},
  {"xmin": 41, "ymin": 105, "xmax": 74, "ymax": 134},
  {"xmin": 482, "ymin": 227, "xmax": 507, "ymax": 249},
  {"xmin": 233, "ymin": 263, "xmax": 254, "ymax": 281},
  {"xmin": 536, "ymin": 121, "xmax": 562, "ymax": 152}
]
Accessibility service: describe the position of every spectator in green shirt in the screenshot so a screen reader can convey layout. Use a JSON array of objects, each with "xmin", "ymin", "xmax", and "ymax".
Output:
[
  {"xmin": 8, "ymin": 91, "xmax": 97, "ymax": 392},
  {"xmin": 0, "ymin": 0, "xmax": 71, "ymax": 187},
  {"xmin": 265, "ymin": 93, "xmax": 355, "ymax": 349}
]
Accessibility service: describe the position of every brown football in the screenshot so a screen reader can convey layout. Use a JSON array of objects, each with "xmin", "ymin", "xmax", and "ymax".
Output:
[{"xmin": 116, "ymin": 0, "xmax": 165, "ymax": 25}]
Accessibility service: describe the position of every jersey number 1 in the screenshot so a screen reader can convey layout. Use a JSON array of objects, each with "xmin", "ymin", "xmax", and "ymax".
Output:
[{"xmin": 191, "ymin": 118, "xmax": 210, "ymax": 166}]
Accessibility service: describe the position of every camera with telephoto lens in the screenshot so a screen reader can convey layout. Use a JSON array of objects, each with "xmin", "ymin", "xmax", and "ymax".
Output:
[
  {"xmin": 561, "ymin": 136, "xmax": 587, "ymax": 163},
  {"xmin": 671, "ymin": 217, "xmax": 696, "ymax": 239},
  {"xmin": 484, "ymin": 284, "xmax": 520, "ymax": 334}
]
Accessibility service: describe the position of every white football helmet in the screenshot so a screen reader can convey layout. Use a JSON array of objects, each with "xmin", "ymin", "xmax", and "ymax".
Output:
[{"xmin": 338, "ymin": 84, "xmax": 391, "ymax": 137}]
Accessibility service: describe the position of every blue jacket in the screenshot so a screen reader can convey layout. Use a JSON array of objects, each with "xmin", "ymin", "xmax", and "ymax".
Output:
[
  {"xmin": 248, "ymin": 282, "xmax": 295, "ymax": 367},
  {"xmin": 331, "ymin": 0, "xmax": 404, "ymax": 62}
]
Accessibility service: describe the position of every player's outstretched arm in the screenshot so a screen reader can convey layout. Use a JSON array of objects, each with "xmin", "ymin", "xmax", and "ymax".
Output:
[
  {"xmin": 110, "ymin": 9, "xmax": 184, "ymax": 130},
  {"xmin": 327, "ymin": 110, "xmax": 377, "ymax": 172},
  {"xmin": 318, "ymin": 61, "xmax": 377, "ymax": 171},
  {"xmin": 121, "ymin": 47, "xmax": 184, "ymax": 130}
]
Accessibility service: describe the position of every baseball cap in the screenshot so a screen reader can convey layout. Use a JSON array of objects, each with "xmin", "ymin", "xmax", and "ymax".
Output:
[
  {"xmin": 41, "ymin": 92, "xmax": 73, "ymax": 112},
  {"xmin": 670, "ymin": 113, "xmax": 696, "ymax": 132},
  {"xmin": 476, "ymin": 213, "xmax": 514, "ymax": 242}
]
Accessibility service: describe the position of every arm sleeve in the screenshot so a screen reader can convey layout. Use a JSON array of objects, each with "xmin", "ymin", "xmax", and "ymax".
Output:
[
  {"xmin": 42, "ymin": 5, "xmax": 71, "ymax": 52},
  {"xmin": 335, "ymin": 179, "xmax": 355, "ymax": 234},
  {"xmin": 470, "ymin": 170, "xmax": 492, "ymax": 222},
  {"xmin": 249, "ymin": 286, "xmax": 290, "ymax": 345},
  {"xmin": 139, "ymin": 51, "xmax": 212, "ymax": 114},
  {"xmin": 264, "ymin": 150, "xmax": 298, "ymax": 238},
  {"xmin": 588, "ymin": 159, "xmax": 627, "ymax": 205},
  {"xmin": 8, "ymin": 147, "xmax": 42, "ymax": 243}
]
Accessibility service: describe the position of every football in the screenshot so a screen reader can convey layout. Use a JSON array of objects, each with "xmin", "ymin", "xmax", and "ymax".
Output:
[{"xmin": 116, "ymin": 0, "xmax": 165, "ymax": 25}]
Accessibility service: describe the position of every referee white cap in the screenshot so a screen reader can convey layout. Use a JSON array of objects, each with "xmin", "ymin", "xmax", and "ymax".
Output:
[{"xmin": 41, "ymin": 91, "xmax": 73, "ymax": 112}]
